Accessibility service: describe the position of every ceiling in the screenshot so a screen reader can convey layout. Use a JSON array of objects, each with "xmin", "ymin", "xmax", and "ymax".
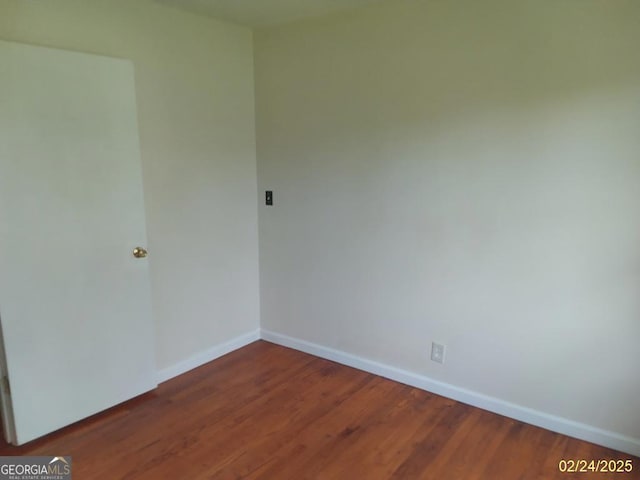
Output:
[{"xmin": 154, "ymin": 0, "xmax": 387, "ymax": 28}]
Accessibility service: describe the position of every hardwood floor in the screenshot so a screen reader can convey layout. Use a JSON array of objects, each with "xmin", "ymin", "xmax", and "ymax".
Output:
[{"xmin": 0, "ymin": 340, "xmax": 636, "ymax": 479}]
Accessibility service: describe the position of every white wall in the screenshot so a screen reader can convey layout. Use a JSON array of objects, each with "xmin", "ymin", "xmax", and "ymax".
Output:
[
  {"xmin": 255, "ymin": 0, "xmax": 640, "ymax": 445},
  {"xmin": 0, "ymin": 0, "xmax": 260, "ymax": 371}
]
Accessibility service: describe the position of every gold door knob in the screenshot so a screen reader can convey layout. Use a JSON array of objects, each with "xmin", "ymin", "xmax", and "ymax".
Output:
[{"xmin": 133, "ymin": 247, "xmax": 148, "ymax": 258}]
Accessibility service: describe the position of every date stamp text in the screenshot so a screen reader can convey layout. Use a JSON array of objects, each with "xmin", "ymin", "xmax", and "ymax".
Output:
[{"xmin": 558, "ymin": 459, "xmax": 633, "ymax": 473}]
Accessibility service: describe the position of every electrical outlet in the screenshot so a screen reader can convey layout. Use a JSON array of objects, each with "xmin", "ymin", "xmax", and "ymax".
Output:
[{"xmin": 431, "ymin": 342, "xmax": 446, "ymax": 364}]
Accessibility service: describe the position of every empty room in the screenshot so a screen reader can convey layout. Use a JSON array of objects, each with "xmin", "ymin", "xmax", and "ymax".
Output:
[{"xmin": 0, "ymin": 0, "xmax": 638, "ymax": 478}]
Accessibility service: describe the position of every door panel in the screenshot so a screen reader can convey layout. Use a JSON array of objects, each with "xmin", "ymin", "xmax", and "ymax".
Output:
[{"xmin": 0, "ymin": 40, "xmax": 156, "ymax": 445}]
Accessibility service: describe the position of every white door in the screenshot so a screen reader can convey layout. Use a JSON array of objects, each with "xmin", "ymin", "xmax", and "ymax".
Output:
[{"xmin": 0, "ymin": 40, "xmax": 157, "ymax": 445}]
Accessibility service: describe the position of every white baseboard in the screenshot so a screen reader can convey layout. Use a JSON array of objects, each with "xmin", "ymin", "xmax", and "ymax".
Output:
[
  {"xmin": 156, "ymin": 329, "xmax": 260, "ymax": 384},
  {"xmin": 260, "ymin": 329, "xmax": 640, "ymax": 457}
]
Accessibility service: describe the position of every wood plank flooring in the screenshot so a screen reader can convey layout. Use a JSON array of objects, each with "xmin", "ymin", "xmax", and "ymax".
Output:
[{"xmin": 0, "ymin": 340, "xmax": 636, "ymax": 479}]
